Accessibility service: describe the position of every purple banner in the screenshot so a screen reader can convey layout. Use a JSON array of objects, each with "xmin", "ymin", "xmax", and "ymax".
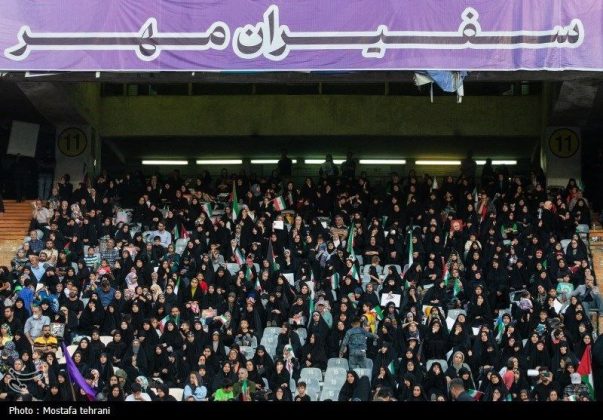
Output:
[
  {"xmin": 0, "ymin": 0, "xmax": 601, "ymax": 71},
  {"xmin": 62, "ymin": 343, "xmax": 96, "ymax": 401}
]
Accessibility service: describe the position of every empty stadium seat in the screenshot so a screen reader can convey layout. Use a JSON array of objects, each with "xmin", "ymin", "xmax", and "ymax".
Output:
[
  {"xmin": 319, "ymin": 387, "xmax": 339, "ymax": 401},
  {"xmin": 169, "ymin": 388, "xmax": 184, "ymax": 401},
  {"xmin": 226, "ymin": 263, "xmax": 241, "ymax": 276},
  {"xmin": 295, "ymin": 328, "xmax": 307, "ymax": 346},
  {"xmin": 238, "ymin": 346, "xmax": 255, "ymax": 360},
  {"xmin": 560, "ymin": 239, "xmax": 571, "ymax": 253},
  {"xmin": 324, "ymin": 367, "xmax": 347, "ymax": 387},
  {"xmin": 446, "ymin": 309, "xmax": 466, "ymax": 322},
  {"xmin": 300, "ymin": 367, "xmax": 323, "ymax": 382},
  {"xmin": 99, "ymin": 336, "xmax": 114, "ymax": 346},
  {"xmin": 175, "ymin": 238, "xmax": 190, "ymax": 255}
]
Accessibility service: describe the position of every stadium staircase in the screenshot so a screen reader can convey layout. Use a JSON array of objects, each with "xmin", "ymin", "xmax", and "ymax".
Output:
[
  {"xmin": 588, "ymin": 213, "xmax": 603, "ymax": 334},
  {"xmin": 0, "ymin": 200, "xmax": 31, "ymax": 266}
]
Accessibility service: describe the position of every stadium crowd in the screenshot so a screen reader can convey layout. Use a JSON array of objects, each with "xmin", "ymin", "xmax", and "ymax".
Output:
[{"xmin": 0, "ymin": 153, "xmax": 601, "ymax": 402}]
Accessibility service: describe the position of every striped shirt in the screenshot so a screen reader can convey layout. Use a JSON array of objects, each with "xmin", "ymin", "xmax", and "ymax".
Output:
[{"xmin": 84, "ymin": 254, "xmax": 101, "ymax": 270}]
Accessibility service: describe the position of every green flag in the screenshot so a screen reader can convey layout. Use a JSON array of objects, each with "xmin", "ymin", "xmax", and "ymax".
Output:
[
  {"xmin": 331, "ymin": 273, "xmax": 340, "ymax": 290},
  {"xmin": 347, "ymin": 225, "xmax": 355, "ymax": 259},
  {"xmin": 231, "ymin": 181, "xmax": 240, "ymax": 222},
  {"xmin": 349, "ymin": 264, "xmax": 360, "ymax": 282},
  {"xmin": 402, "ymin": 231, "xmax": 413, "ymax": 277},
  {"xmin": 172, "ymin": 224, "xmax": 180, "ymax": 240}
]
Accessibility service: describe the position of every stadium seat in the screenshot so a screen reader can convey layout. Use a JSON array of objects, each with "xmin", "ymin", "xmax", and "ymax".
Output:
[
  {"xmin": 319, "ymin": 387, "xmax": 339, "ymax": 401},
  {"xmin": 239, "ymin": 346, "xmax": 255, "ymax": 360},
  {"xmin": 300, "ymin": 367, "xmax": 323, "ymax": 382},
  {"xmin": 354, "ymin": 368, "xmax": 372, "ymax": 381},
  {"xmin": 383, "ymin": 264, "xmax": 402, "ymax": 275},
  {"xmin": 560, "ymin": 239, "xmax": 571, "ymax": 253},
  {"xmin": 169, "ymin": 388, "xmax": 184, "ymax": 401},
  {"xmin": 327, "ymin": 358, "xmax": 349, "ymax": 370},
  {"xmin": 142, "ymin": 231, "xmax": 155, "ymax": 243},
  {"xmin": 446, "ymin": 309, "xmax": 466, "ymax": 323},
  {"xmin": 99, "ymin": 336, "xmax": 114, "ymax": 346},
  {"xmin": 263, "ymin": 327, "xmax": 281, "ymax": 338},
  {"xmin": 362, "ymin": 265, "xmax": 383, "ymax": 276},
  {"xmin": 175, "ymin": 238, "xmax": 189, "ymax": 255},
  {"xmin": 226, "ymin": 263, "xmax": 241, "ymax": 276},
  {"xmin": 295, "ymin": 328, "xmax": 307, "ymax": 346},
  {"xmin": 426, "ymin": 359, "xmax": 448, "ymax": 372},
  {"xmin": 509, "ymin": 290, "xmax": 525, "ymax": 303},
  {"xmin": 324, "ymin": 367, "xmax": 347, "ymax": 386}
]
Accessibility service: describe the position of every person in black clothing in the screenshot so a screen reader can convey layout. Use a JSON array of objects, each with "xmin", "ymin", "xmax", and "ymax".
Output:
[
  {"xmin": 294, "ymin": 381, "xmax": 311, "ymax": 401},
  {"xmin": 449, "ymin": 378, "xmax": 473, "ymax": 401},
  {"xmin": 277, "ymin": 150, "xmax": 292, "ymax": 179}
]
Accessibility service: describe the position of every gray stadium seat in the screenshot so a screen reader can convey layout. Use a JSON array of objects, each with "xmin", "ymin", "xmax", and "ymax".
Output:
[
  {"xmin": 383, "ymin": 264, "xmax": 402, "ymax": 275},
  {"xmin": 226, "ymin": 263, "xmax": 241, "ymax": 276},
  {"xmin": 300, "ymin": 367, "xmax": 323, "ymax": 382},
  {"xmin": 327, "ymin": 358, "xmax": 349, "ymax": 370},
  {"xmin": 362, "ymin": 264, "xmax": 383, "ymax": 276},
  {"xmin": 426, "ymin": 359, "xmax": 448, "ymax": 372},
  {"xmin": 354, "ymin": 368, "xmax": 372, "ymax": 381},
  {"xmin": 295, "ymin": 328, "xmax": 307, "ymax": 346},
  {"xmin": 319, "ymin": 387, "xmax": 340, "ymax": 401}
]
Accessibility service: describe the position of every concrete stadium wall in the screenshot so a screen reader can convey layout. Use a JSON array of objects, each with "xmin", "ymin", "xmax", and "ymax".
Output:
[{"xmin": 99, "ymin": 95, "xmax": 543, "ymax": 138}]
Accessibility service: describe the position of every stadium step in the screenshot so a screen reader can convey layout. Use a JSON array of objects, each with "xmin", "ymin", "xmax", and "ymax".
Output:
[{"xmin": 0, "ymin": 200, "xmax": 31, "ymax": 241}]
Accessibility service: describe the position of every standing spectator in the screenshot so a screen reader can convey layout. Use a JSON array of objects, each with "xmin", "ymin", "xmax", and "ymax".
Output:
[
  {"xmin": 277, "ymin": 149, "xmax": 292, "ymax": 179},
  {"xmin": 37, "ymin": 151, "xmax": 55, "ymax": 200},
  {"xmin": 339, "ymin": 317, "xmax": 376, "ymax": 369}
]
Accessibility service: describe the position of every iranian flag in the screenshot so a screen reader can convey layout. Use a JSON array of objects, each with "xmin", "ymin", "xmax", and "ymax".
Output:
[
  {"xmin": 349, "ymin": 264, "xmax": 360, "ymax": 283},
  {"xmin": 330, "ymin": 273, "xmax": 340, "ymax": 290},
  {"xmin": 308, "ymin": 297, "xmax": 315, "ymax": 317},
  {"xmin": 388, "ymin": 360, "xmax": 396, "ymax": 374},
  {"xmin": 267, "ymin": 240, "xmax": 280, "ymax": 271},
  {"xmin": 494, "ymin": 313, "xmax": 505, "ymax": 342},
  {"xmin": 467, "ymin": 389, "xmax": 484, "ymax": 401},
  {"xmin": 231, "ymin": 181, "xmax": 240, "ymax": 222},
  {"xmin": 159, "ymin": 315, "xmax": 170, "ymax": 333},
  {"xmin": 246, "ymin": 265, "xmax": 260, "ymax": 291},
  {"xmin": 577, "ymin": 343, "xmax": 595, "ymax": 399},
  {"xmin": 202, "ymin": 202, "xmax": 213, "ymax": 217},
  {"xmin": 173, "ymin": 277, "xmax": 181, "ymax": 296},
  {"xmin": 372, "ymin": 305, "xmax": 384, "ymax": 320},
  {"xmin": 181, "ymin": 224, "xmax": 190, "ymax": 239},
  {"xmin": 442, "ymin": 257, "xmax": 461, "ymax": 297},
  {"xmin": 234, "ymin": 248, "xmax": 246, "ymax": 265},
  {"xmin": 402, "ymin": 231, "xmax": 414, "ymax": 278},
  {"xmin": 347, "ymin": 226, "xmax": 355, "ymax": 260},
  {"xmin": 172, "ymin": 224, "xmax": 180, "ymax": 240},
  {"xmin": 273, "ymin": 196, "xmax": 286, "ymax": 212}
]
